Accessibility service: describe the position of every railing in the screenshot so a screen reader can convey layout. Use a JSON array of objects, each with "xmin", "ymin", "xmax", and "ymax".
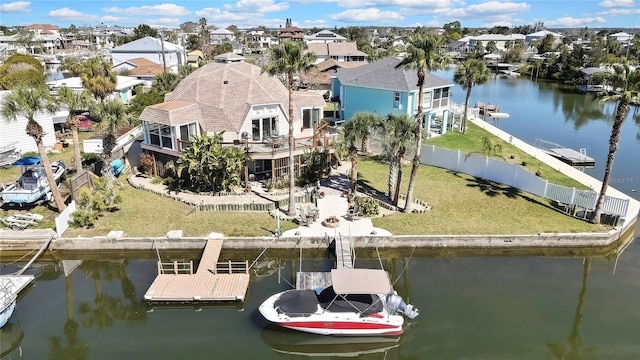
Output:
[
  {"xmin": 157, "ymin": 261, "xmax": 194, "ymax": 275},
  {"xmin": 214, "ymin": 260, "xmax": 249, "ymax": 274}
]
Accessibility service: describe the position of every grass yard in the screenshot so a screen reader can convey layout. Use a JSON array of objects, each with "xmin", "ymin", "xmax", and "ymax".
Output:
[
  {"xmin": 425, "ymin": 122, "xmax": 587, "ymax": 189},
  {"xmin": 63, "ymin": 182, "xmax": 297, "ymax": 238},
  {"xmin": 357, "ymin": 159, "xmax": 605, "ymax": 235}
]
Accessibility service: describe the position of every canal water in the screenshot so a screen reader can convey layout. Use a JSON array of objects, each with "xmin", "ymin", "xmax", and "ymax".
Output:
[{"xmin": 2, "ymin": 69, "xmax": 639, "ymax": 359}]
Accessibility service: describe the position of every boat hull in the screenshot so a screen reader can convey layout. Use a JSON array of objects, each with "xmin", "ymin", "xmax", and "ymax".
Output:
[
  {"xmin": 259, "ymin": 291, "xmax": 405, "ymax": 337},
  {"xmin": 0, "ymin": 300, "xmax": 16, "ymax": 328},
  {"xmin": 1, "ymin": 161, "xmax": 65, "ymax": 205}
]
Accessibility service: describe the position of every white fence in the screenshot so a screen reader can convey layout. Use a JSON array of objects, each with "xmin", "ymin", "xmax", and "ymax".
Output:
[
  {"xmin": 421, "ymin": 145, "xmax": 629, "ymax": 219},
  {"xmin": 55, "ymin": 200, "xmax": 76, "ymax": 237}
]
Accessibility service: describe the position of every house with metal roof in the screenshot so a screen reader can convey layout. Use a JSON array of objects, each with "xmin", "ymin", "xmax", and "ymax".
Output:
[
  {"xmin": 111, "ymin": 36, "xmax": 186, "ymax": 74},
  {"xmin": 47, "ymin": 75, "xmax": 146, "ymax": 104},
  {"xmin": 139, "ymin": 62, "xmax": 330, "ymax": 179},
  {"xmin": 330, "ymin": 57, "xmax": 454, "ymax": 133}
]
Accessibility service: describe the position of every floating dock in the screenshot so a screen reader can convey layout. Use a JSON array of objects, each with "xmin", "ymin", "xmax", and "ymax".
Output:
[
  {"xmin": 143, "ymin": 239, "xmax": 250, "ymax": 303},
  {"xmin": 534, "ymin": 138, "xmax": 596, "ymax": 168}
]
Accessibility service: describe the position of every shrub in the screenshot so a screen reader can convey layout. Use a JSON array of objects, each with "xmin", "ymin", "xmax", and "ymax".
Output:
[
  {"xmin": 139, "ymin": 153, "xmax": 154, "ymax": 175},
  {"xmin": 70, "ymin": 177, "xmax": 122, "ymax": 228},
  {"xmin": 354, "ymin": 196, "xmax": 379, "ymax": 217}
]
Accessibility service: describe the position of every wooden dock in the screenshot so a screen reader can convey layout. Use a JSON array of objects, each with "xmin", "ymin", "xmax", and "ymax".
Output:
[
  {"xmin": 296, "ymin": 233, "xmax": 353, "ymax": 290},
  {"xmin": 143, "ymin": 239, "xmax": 250, "ymax": 303}
]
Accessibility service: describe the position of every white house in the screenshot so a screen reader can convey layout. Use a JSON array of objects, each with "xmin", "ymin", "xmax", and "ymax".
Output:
[
  {"xmin": 47, "ymin": 76, "xmax": 146, "ymax": 104},
  {"xmin": 110, "ymin": 36, "xmax": 186, "ymax": 74},
  {"xmin": 210, "ymin": 28, "xmax": 235, "ymax": 44},
  {"xmin": 525, "ymin": 30, "xmax": 564, "ymax": 44},
  {"xmin": 304, "ymin": 30, "xmax": 346, "ymax": 44},
  {"xmin": 0, "ymin": 90, "xmax": 63, "ymax": 154},
  {"xmin": 608, "ymin": 32, "xmax": 634, "ymax": 45}
]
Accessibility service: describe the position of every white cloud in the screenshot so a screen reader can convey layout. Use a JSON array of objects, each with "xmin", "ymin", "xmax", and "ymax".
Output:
[
  {"xmin": 599, "ymin": 8, "xmax": 640, "ymax": 15},
  {"xmin": 224, "ymin": 0, "xmax": 289, "ymax": 13},
  {"xmin": 451, "ymin": 1, "xmax": 531, "ymax": 17},
  {"xmin": 0, "ymin": 1, "xmax": 30, "ymax": 13},
  {"xmin": 598, "ymin": 0, "xmax": 635, "ymax": 7},
  {"xmin": 49, "ymin": 8, "xmax": 100, "ymax": 22},
  {"xmin": 195, "ymin": 8, "xmax": 260, "ymax": 23},
  {"xmin": 329, "ymin": 8, "xmax": 404, "ymax": 23},
  {"xmin": 545, "ymin": 16, "xmax": 606, "ymax": 27},
  {"xmin": 102, "ymin": 4, "xmax": 190, "ymax": 16}
]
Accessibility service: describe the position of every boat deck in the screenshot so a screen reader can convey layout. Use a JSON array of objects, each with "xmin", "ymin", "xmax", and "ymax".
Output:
[
  {"xmin": 1, "ymin": 275, "xmax": 34, "ymax": 308},
  {"xmin": 534, "ymin": 139, "xmax": 596, "ymax": 168},
  {"xmin": 143, "ymin": 239, "xmax": 250, "ymax": 303}
]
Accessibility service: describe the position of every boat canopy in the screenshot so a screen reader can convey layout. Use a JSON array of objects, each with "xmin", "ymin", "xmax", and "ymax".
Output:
[
  {"xmin": 330, "ymin": 269, "xmax": 392, "ymax": 295},
  {"xmin": 12, "ymin": 156, "xmax": 41, "ymax": 166}
]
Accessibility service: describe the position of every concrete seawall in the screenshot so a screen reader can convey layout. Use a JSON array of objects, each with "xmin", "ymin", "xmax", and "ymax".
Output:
[{"xmin": 1, "ymin": 223, "xmax": 635, "ymax": 251}]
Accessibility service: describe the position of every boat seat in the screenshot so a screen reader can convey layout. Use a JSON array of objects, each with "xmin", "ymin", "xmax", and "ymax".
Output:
[{"xmin": 21, "ymin": 176, "xmax": 39, "ymax": 190}]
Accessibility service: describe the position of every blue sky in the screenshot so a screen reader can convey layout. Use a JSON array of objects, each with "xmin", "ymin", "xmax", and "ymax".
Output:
[{"xmin": 1, "ymin": 0, "xmax": 639, "ymax": 29}]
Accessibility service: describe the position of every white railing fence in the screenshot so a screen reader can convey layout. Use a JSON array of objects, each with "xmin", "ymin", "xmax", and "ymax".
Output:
[{"xmin": 421, "ymin": 145, "xmax": 629, "ymax": 220}]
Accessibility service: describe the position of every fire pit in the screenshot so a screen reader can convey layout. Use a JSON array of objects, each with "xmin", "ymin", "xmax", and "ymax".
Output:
[{"xmin": 321, "ymin": 216, "xmax": 340, "ymax": 228}]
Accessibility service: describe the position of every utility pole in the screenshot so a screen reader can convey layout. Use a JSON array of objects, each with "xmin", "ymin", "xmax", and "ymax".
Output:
[{"xmin": 159, "ymin": 31, "xmax": 167, "ymax": 72}]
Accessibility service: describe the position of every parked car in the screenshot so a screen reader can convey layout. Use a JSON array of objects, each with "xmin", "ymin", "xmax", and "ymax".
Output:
[{"xmin": 77, "ymin": 115, "xmax": 92, "ymax": 132}]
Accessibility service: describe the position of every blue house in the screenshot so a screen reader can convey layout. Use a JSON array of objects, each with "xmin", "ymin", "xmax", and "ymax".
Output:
[{"xmin": 330, "ymin": 57, "xmax": 454, "ymax": 134}]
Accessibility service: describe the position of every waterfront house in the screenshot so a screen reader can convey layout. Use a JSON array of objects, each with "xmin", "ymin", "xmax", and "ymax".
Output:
[
  {"xmin": 111, "ymin": 36, "xmax": 186, "ymax": 74},
  {"xmin": 330, "ymin": 57, "xmax": 454, "ymax": 134},
  {"xmin": 210, "ymin": 28, "xmax": 235, "ymax": 44},
  {"xmin": 139, "ymin": 62, "xmax": 329, "ymax": 179}
]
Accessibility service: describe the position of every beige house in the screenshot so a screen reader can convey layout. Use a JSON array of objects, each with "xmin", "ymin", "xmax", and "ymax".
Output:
[{"xmin": 140, "ymin": 62, "xmax": 330, "ymax": 179}]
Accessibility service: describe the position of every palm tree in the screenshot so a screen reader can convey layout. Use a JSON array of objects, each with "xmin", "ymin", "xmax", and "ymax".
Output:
[
  {"xmin": 152, "ymin": 71, "xmax": 180, "ymax": 95},
  {"xmin": 380, "ymin": 113, "xmax": 416, "ymax": 205},
  {"xmin": 199, "ymin": 17, "xmax": 208, "ymax": 57},
  {"xmin": 80, "ymin": 57, "xmax": 116, "ymax": 102},
  {"xmin": 590, "ymin": 64, "xmax": 640, "ymax": 224},
  {"xmin": 261, "ymin": 41, "xmax": 317, "ymax": 216},
  {"xmin": 57, "ymin": 87, "xmax": 94, "ymax": 172},
  {"xmin": 0, "ymin": 86, "xmax": 67, "ymax": 211},
  {"xmin": 335, "ymin": 120, "xmax": 361, "ymax": 194},
  {"xmin": 454, "ymin": 58, "xmax": 492, "ymax": 134},
  {"xmin": 395, "ymin": 31, "xmax": 449, "ymax": 212},
  {"xmin": 93, "ymin": 100, "xmax": 138, "ymax": 173},
  {"xmin": 352, "ymin": 112, "xmax": 381, "ymax": 153}
]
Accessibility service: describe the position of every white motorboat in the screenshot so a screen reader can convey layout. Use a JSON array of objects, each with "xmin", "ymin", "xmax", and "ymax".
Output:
[
  {"xmin": 0, "ymin": 156, "xmax": 66, "ymax": 206},
  {"xmin": 259, "ymin": 268, "xmax": 419, "ymax": 336}
]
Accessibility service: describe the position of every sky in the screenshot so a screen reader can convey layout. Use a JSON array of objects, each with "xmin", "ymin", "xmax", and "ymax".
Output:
[{"xmin": 1, "ymin": 0, "xmax": 639, "ymax": 30}]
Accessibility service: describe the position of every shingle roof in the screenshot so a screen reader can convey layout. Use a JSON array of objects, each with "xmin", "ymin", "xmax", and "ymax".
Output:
[
  {"xmin": 125, "ymin": 57, "xmax": 164, "ymax": 76},
  {"xmin": 334, "ymin": 57, "xmax": 453, "ymax": 92},
  {"xmin": 143, "ymin": 62, "xmax": 325, "ymax": 133},
  {"xmin": 307, "ymin": 42, "xmax": 367, "ymax": 57}
]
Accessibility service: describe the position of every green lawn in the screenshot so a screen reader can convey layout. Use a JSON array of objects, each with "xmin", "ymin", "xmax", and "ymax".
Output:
[
  {"xmin": 357, "ymin": 159, "xmax": 604, "ymax": 235},
  {"xmin": 425, "ymin": 122, "xmax": 587, "ymax": 189},
  {"xmin": 62, "ymin": 182, "xmax": 297, "ymax": 237}
]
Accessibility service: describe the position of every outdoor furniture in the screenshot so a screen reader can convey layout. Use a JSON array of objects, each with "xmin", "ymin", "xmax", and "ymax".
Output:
[
  {"xmin": 298, "ymin": 205, "xmax": 319, "ymax": 226},
  {"xmin": 346, "ymin": 204, "xmax": 360, "ymax": 221}
]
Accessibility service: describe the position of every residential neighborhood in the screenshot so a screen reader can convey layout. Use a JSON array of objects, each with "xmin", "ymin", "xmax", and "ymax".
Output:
[{"xmin": 0, "ymin": 8, "xmax": 639, "ymax": 358}]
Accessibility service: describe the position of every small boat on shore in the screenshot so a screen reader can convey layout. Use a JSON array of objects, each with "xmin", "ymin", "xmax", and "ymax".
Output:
[
  {"xmin": 0, "ymin": 156, "xmax": 65, "ymax": 206},
  {"xmin": 259, "ymin": 268, "xmax": 419, "ymax": 336}
]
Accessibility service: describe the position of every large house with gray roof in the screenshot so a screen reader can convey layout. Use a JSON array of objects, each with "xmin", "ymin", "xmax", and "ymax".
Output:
[
  {"xmin": 330, "ymin": 57, "xmax": 454, "ymax": 133},
  {"xmin": 140, "ymin": 62, "xmax": 329, "ymax": 179}
]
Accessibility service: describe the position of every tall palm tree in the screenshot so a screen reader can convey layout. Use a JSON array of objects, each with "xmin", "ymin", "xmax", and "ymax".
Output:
[
  {"xmin": 0, "ymin": 86, "xmax": 67, "ymax": 211},
  {"xmin": 380, "ymin": 113, "xmax": 416, "ymax": 205},
  {"xmin": 93, "ymin": 99, "xmax": 138, "ymax": 173},
  {"xmin": 335, "ymin": 120, "xmax": 361, "ymax": 194},
  {"xmin": 590, "ymin": 64, "xmax": 640, "ymax": 224},
  {"xmin": 57, "ymin": 87, "xmax": 94, "ymax": 172},
  {"xmin": 261, "ymin": 41, "xmax": 317, "ymax": 216},
  {"xmin": 351, "ymin": 112, "xmax": 381, "ymax": 153},
  {"xmin": 453, "ymin": 58, "xmax": 492, "ymax": 134},
  {"xmin": 395, "ymin": 31, "xmax": 449, "ymax": 212},
  {"xmin": 80, "ymin": 57, "xmax": 116, "ymax": 102},
  {"xmin": 152, "ymin": 71, "xmax": 180, "ymax": 95}
]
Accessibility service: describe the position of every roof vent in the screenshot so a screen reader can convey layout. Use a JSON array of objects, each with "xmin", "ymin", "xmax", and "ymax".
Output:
[{"xmin": 223, "ymin": 80, "xmax": 228, "ymax": 84}]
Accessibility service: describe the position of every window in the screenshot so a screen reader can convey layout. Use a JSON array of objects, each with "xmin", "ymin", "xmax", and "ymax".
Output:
[
  {"xmin": 146, "ymin": 123, "xmax": 174, "ymax": 149},
  {"xmin": 422, "ymin": 91, "xmax": 432, "ymax": 109},
  {"xmin": 302, "ymin": 108, "xmax": 320, "ymax": 129},
  {"xmin": 393, "ymin": 92, "xmax": 401, "ymax": 109},
  {"xmin": 252, "ymin": 117, "xmax": 279, "ymax": 141}
]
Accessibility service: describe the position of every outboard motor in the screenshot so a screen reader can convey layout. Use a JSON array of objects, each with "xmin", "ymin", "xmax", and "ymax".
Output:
[{"xmin": 386, "ymin": 294, "xmax": 419, "ymax": 319}]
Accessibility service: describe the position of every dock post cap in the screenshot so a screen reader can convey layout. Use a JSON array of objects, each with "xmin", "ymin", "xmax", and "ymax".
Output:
[
  {"xmin": 144, "ymin": 295, "xmax": 152, "ymax": 300},
  {"xmin": 193, "ymin": 295, "xmax": 201, "ymax": 301}
]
